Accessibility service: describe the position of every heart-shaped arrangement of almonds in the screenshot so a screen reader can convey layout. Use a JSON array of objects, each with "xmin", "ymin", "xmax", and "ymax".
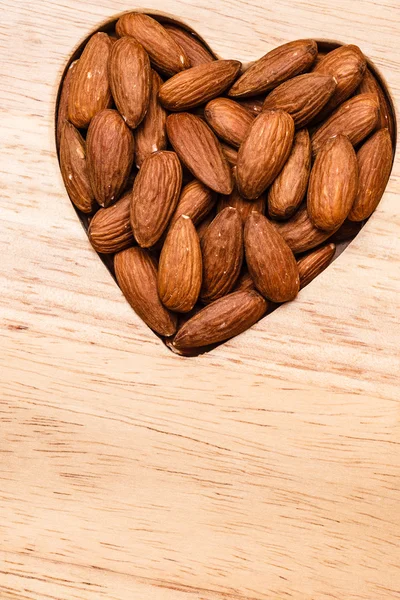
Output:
[{"xmin": 57, "ymin": 11, "xmax": 395, "ymax": 356}]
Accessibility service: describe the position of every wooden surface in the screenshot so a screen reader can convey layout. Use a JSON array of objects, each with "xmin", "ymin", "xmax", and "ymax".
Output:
[{"xmin": 1, "ymin": 0, "xmax": 400, "ymax": 598}]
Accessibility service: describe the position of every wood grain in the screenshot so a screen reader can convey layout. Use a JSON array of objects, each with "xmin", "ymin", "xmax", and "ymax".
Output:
[{"xmin": 1, "ymin": 1, "xmax": 400, "ymax": 599}]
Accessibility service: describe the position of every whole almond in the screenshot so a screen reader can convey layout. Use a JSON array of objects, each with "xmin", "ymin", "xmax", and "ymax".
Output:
[
  {"xmin": 57, "ymin": 60, "xmax": 78, "ymax": 148},
  {"xmin": 262, "ymin": 73, "xmax": 337, "ymax": 127},
  {"xmin": 115, "ymin": 247, "xmax": 177, "ymax": 336},
  {"xmin": 245, "ymin": 212, "xmax": 300, "ymax": 302},
  {"xmin": 201, "ymin": 207, "xmax": 243, "ymax": 303},
  {"xmin": 234, "ymin": 270, "xmax": 255, "ymax": 292},
  {"xmin": 158, "ymin": 215, "xmax": 202, "ymax": 312},
  {"xmin": 218, "ymin": 185, "xmax": 266, "ymax": 223},
  {"xmin": 59, "ymin": 121, "xmax": 95, "ymax": 214},
  {"xmin": 88, "ymin": 192, "xmax": 134, "ymax": 253},
  {"xmin": 173, "ymin": 290, "xmax": 267, "ymax": 349},
  {"xmin": 237, "ymin": 110, "xmax": 295, "ymax": 200},
  {"xmin": 297, "ymin": 243, "xmax": 336, "ymax": 289},
  {"xmin": 220, "ymin": 143, "xmax": 238, "ymax": 167},
  {"xmin": 109, "ymin": 36, "xmax": 151, "ymax": 129},
  {"xmin": 348, "ymin": 128, "xmax": 392, "ymax": 221},
  {"xmin": 308, "ymin": 134, "xmax": 358, "ymax": 231},
  {"xmin": 135, "ymin": 70, "xmax": 167, "ymax": 167},
  {"xmin": 274, "ymin": 205, "xmax": 337, "ymax": 254},
  {"xmin": 357, "ymin": 69, "xmax": 395, "ymax": 144},
  {"xmin": 159, "ymin": 60, "xmax": 241, "ymax": 111},
  {"xmin": 268, "ymin": 129, "xmax": 311, "ymax": 219},
  {"xmin": 311, "ymin": 93, "xmax": 379, "ymax": 156},
  {"xmin": 116, "ymin": 13, "xmax": 190, "ymax": 76},
  {"xmin": 167, "ymin": 113, "xmax": 233, "ymax": 195},
  {"xmin": 68, "ymin": 33, "xmax": 113, "ymax": 128},
  {"xmin": 204, "ymin": 97, "xmax": 255, "ymax": 147},
  {"xmin": 87, "ymin": 109, "xmax": 135, "ymax": 207},
  {"xmin": 164, "ymin": 24, "xmax": 214, "ymax": 67},
  {"xmin": 170, "ymin": 180, "xmax": 216, "ymax": 229},
  {"xmin": 131, "ymin": 151, "xmax": 182, "ymax": 247},
  {"xmin": 229, "ymin": 39, "xmax": 317, "ymax": 98}
]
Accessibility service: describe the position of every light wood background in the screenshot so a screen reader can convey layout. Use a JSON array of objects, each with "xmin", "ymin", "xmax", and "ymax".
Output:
[{"xmin": 1, "ymin": 0, "xmax": 400, "ymax": 598}]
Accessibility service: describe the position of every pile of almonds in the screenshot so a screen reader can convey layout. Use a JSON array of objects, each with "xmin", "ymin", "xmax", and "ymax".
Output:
[{"xmin": 58, "ymin": 12, "xmax": 395, "ymax": 355}]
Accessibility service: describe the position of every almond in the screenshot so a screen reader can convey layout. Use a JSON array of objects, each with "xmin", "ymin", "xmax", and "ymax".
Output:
[
  {"xmin": 166, "ymin": 113, "xmax": 233, "ymax": 195},
  {"xmin": 173, "ymin": 290, "xmax": 267, "ymax": 349},
  {"xmin": 245, "ymin": 212, "xmax": 300, "ymax": 302},
  {"xmin": 237, "ymin": 110, "xmax": 295, "ymax": 200},
  {"xmin": 68, "ymin": 33, "xmax": 113, "ymax": 128},
  {"xmin": 159, "ymin": 60, "xmax": 241, "ymax": 111},
  {"xmin": 217, "ymin": 184, "xmax": 266, "ymax": 223},
  {"xmin": 236, "ymin": 97, "xmax": 264, "ymax": 115},
  {"xmin": 204, "ymin": 97, "xmax": 255, "ymax": 147},
  {"xmin": 357, "ymin": 69, "xmax": 395, "ymax": 144},
  {"xmin": 234, "ymin": 270, "xmax": 255, "ymax": 292},
  {"xmin": 197, "ymin": 213, "xmax": 215, "ymax": 241},
  {"xmin": 169, "ymin": 180, "xmax": 216, "ymax": 229},
  {"xmin": 116, "ymin": 13, "xmax": 190, "ymax": 76},
  {"xmin": 57, "ymin": 60, "xmax": 78, "ymax": 148},
  {"xmin": 114, "ymin": 247, "xmax": 177, "ymax": 336},
  {"xmin": 268, "ymin": 129, "xmax": 311, "ymax": 219},
  {"xmin": 348, "ymin": 128, "xmax": 392, "ymax": 221},
  {"xmin": 331, "ymin": 219, "xmax": 363, "ymax": 242},
  {"xmin": 158, "ymin": 215, "xmax": 202, "ymax": 312},
  {"xmin": 109, "ymin": 36, "xmax": 151, "ymax": 129},
  {"xmin": 308, "ymin": 134, "xmax": 358, "ymax": 231},
  {"xmin": 262, "ymin": 73, "xmax": 337, "ymax": 127},
  {"xmin": 220, "ymin": 143, "xmax": 238, "ymax": 166},
  {"xmin": 59, "ymin": 121, "xmax": 95, "ymax": 214},
  {"xmin": 297, "ymin": 243, "xmax": 336, "ymax": 289},
  {"xmin": 131, "ymin": 151, "xmax": 182, "ymax": 247},
  {"xmin": 87, "ymin": 109, "xmax": 135, "ymax": 207},
  {"xmin": 88, "ymin": 192, "xmax": 134, "ymax": 253},
  {"xmin": 274, "ymin": 205, "xmax": 337, "ymax": 254},
  {"xmin": 311, "ymin": 93, "xmax": 379, "ymax": 156},
  {"xmin": 229, "ymin": 39, "xmax": 317, "ymax": 98},
  {"xmin": 135, "ymin": 70, "xmax": 167, "ymax": 167},
  {"xmin": 201, "ymin": 207, "xmax": 243, "ymax": 303},
  {"xmin": 164, "ymin": 24, "xmax": 214, "ymax": 67}
]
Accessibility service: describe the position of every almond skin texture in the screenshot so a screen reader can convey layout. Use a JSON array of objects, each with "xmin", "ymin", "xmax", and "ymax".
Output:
[
  {"xmin": 114, "ymin": 247, "xmax": 177, "ymax": 336},
  {"xmin": 237, "ymin": 110, "xmax": 295, "ymax": 200},
  {"xmin": 158, "ymin": 215, "xmax": 202, "ymax": 312},
  {"xmin": 116, "ymin": 13, "xmax": 190, "ymax": 76},
  {"xmin": 159, "ymin": 60, "xmax": 242, "ymax": 111},
  {"xmin": 197, "ymin": 213, "xmax": 215, "ymax": 241},
  {"xmin": 311, "ymin": 93, "xmax": 379, "ymax": 156},
  {"xmin": 135, "ymin": 70, "xmax": 167, "ymax": 167},
  {"xmin": 173, "ymin": 290, "xmax": 267, "ymax": 349},
  {"xmin": 308, "ymin": 134, "xmax": 358, "ymax": 231},
  {"xmin": 218, "ymin": 185, "xmax": 266, "ymax": 224},
  {"xmin": 237, "ymin": 97, "xmax": 264, "ymax": 115},
  {"xmin": 87, "ymin": 109, "xmax": 135, "ymax": 208},
  {"xmin": 201, "ymin": 207, "xmax": 243, "ymax": 303},
  {"xmin": 164, "ymin": 24, "xmax": 214, "ymax": 67},
  {"xmin": 57, "ymin": 60, "xmax": 78, "ymax": 148},
  {"xmin": 262, "ymin": 73, "xmax": 337, "ymax": 127},
  {"xmin": 220, "ymin": 143, "xmax": 238, "ymax": 167},
  {"xmin": 59, "ymin": 121, "xmax": 95, "ymax": 214},
  {"xmin": 204, "ymin": 98, "xmax": 255, "ymax": 148},
  {"xmin": 167, "ymin": 113, "xmax": 233, "ymax": 195},
  {"xmin": 68, "ymin": 33, "xmax": 113, "ymax": 128},
  {"xmin": 274, "ymin": 205, "xmax": 337, "ymax": 254},
  {"xmin": 169, "ymin": 180, "xmax": 216, "ymax": 229},
  {"xmin": 268, "ymin": 129, "xmax": 311, "ymax": 219},
  {"xmin": 88, "ymin": 192, "xmax": 134, "ymax": 253},
  {"xmin": 131, "ymin": 151, "xmax": 182, "ymax": 247},
  {"xmin": 357, "ymin": 69, "xmax": 395, "ymax": 145},
  {"xmin": 297, "ymin": 243, "xmax": 336, "ymax": 289},
  {"xmin": 109, "ymin": 36, "xmax": 151, "ymax": 129},
  {"xmin": 229, "ymin": 39, "xmax": 318, "ymax": 98},
  {"xmin": 245, "ymin": 212, "xmax": 300, "ymax": 302},
  {"xmin": 313, "ymin": 44, "xmax": 366, "ymax": 119},
  {"xmin": 234, "ymin": 270, "xmax": 255, "ymax": 292},
  {"xmin": 348, "ymin": 128, "xmax": 392, "ymax": 221}
]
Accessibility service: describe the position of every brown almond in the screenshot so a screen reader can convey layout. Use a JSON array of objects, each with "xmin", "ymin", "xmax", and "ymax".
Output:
[
  {"xmin": 220, "ymin": 143, "xmax": 238, "ymax": 166},
  {"xmin": 229, "ymin": 39, "xmax": 317, "ymax": 98},
  {"xmin": 167, "ymin": 113, "xmax": 233, "ymax": 195},
  {"xmin": 169, "ymin": 180, "xmax": 216, "ymax": 229},
  {"xmin": 204, "ymin": 97, "xmax": 255, "ymax": 148},
  {"xmin": 197, "ymin": 213, "xmax": 215, "ymax": 241},
  {"xmin": 135, "ymin": 70, "xmax": 167, "ymax": 167},
  {"xmin": 297, "ymin": 243, "xmax": 336, "ymax": 289},
  {"xmin": 234, "ymin": 270, "xmax": 255, "ymax": 292},
  {"xmin": 268, "ymin": 129, "xmax": 311, "ymax": 219},
  {"xmin": 357, "ymin": 69, "xmax": 395, "ymax": 144},
  {"xmin": 131, "ymin": 151, "xmax": 182, "ymax": 247},
  {"xmin": 57, "ymin": 60, "xmax": 78, "ymax": 149},
  {"xmin": 158, "ymin": 215, "xmax": 202, "ymax": 312},
  {"xmin": 109, "ymin": 36, "xmax": 151, "ymax": 129},
  {"xmin": 159, "ymin": 60, "xmax": 241, "ymax": 111},
  {"xmin": 348, "ymin": 128, "xmax": 392, "ymax": 222},
  {"xmin": 201, "ymin": 207, "xmax": 243, "ymax": 303},
  {"xmin": 87, "ymin": 109, "xmax": 135, "ymax": 207},
  {"xmin": 262, "ymin": 73, "xmax": 337, "ymax": 127},
  {"xmin": 68, "ymin": 33, "xmax": 113, "ymax": 128},
  {"xmin": 311, "ymin": 93, "xmax": 379, "ymax": 156},
  {"xmin": 218, "ymin": 185, "xmax": 266, "ymax": 223},
  {"xmin": 237, "ymin": 110, "xmax": 295, "ymax": 200},
  {"xmin": 116, "ymin": 13, "xmax": 190, "ymax": 76},
  {"xmin": 164, "ymin": 24, "xmax": 214, "ymax": 67},
  {"xmin": 114, "ymin": 247, "xmax": 177, "ymax": 336},
  {"xmin": 331, "ymin": 219, "xmax": 363, "ymax": 242},
  {"xmin": 173, "ymin": 290, "xmax": 267, "ymax": 349},
  {"xmin": 236, "ymin": 97, "xmax": 264, "ymax": 115},
  {"xmin": 274, "ymin": 205, "xmax": 337, "ymax": 254},
  {"xmin": 88, "ymin": 192, "xmax": 134, "ymax": 253},
  {"xmin": 245, "ymin": 212, "xmax": 300, "ymax": 302},
  {"xmin": 59, "ymin": 121, "xmax": 95, "ymax": 214}
]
